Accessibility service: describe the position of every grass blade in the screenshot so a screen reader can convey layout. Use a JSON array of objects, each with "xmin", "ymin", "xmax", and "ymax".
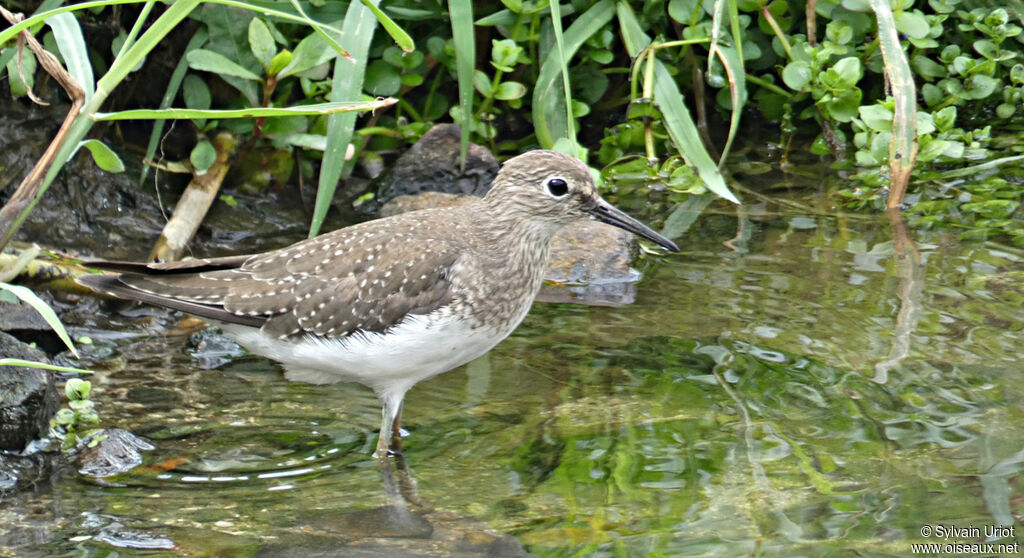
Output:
[
  {"xmin": 617, "ymin": 3, "xmax": 738, "ymax": 204},
  {"xmin": 311, "ymin": 0, "xmax": 381, "ymax": 237},
  {"xmin": 707, "ymin": 0, "xmax": 746, "ymax": 168},
  {"xmin": 869, "ymin": 0, "xmax": 918, "ymax": 208},
  {"xmin": 45, "ymin": 12, "xmax": 94, "ymax": 102},
  {"xmin": 532, "ymin": 0, "xmax": 614, "ymax": 149},
  {"xmin": 96, "ymin": 99, "xmax": 397, "ymax": 121},
  {"xmin": 0, "ymin": 359, "xmax": 92, "ymax": 374},
  {"xmin": 449, "ymin": 0, "xmax": 474, "ymax": 166},
  {"xmin": 0, "ymin": 281, "xmax": 78, "ymax": 357},
  {"xmin": 359, "ymin": 0, "xmax": 414, "ymax": 52}
]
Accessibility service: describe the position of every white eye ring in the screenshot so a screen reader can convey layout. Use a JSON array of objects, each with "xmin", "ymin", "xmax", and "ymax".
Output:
[{"xmin": 546, "ymin": 177, "xmax": 569, "ymax": 197}]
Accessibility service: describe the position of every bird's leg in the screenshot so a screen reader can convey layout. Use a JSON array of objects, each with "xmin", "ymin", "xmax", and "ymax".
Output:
[
  {"xmin": 390, "ymin": 401, "xmax": 404, "ymax": 453},
  {"xmin": 373, "ymin": 389, "xmax": 406, "ymax": 459}
]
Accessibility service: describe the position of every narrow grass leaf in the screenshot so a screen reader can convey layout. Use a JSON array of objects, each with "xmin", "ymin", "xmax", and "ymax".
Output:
[
  {"xmin": 0, "ymin": 359, "xmax": 92, "ymax": 374},
  {"xmin": 313, "ymin": 0, "xmax": 381, "ymax": 237},
  {"xmin": 78, "ymin": 139, "xmax": 125, "ymax": 173},
  {"xmin": 532, "ymin": 0, "xmax": 614, "ymax": 148},
  {"xmin": 360, "ymin": 0, "xmax": 414, "ymax": 52},
  {"xmin": 449, "ymin": 0, "xmax": 475, "ymax": 165},
  {"xmin": 617, "ymin": 3, "xmax": 738, "ymax": 203},
  {"xmin": 96, "ymin": 99, "xmax": 396, "ymax": 120},
  {"xmin": 45, "ymin": 12, "xmax": 94, "ymax": 102},
  {"xmin": 0, "ymin": 282, "xmax": 78, "ymax": 357}
]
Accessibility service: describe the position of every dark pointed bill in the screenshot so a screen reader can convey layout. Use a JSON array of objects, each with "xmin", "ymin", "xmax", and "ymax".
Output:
[{"xmin": 589, "ymin": 200, "xmax": 679, "ymax": 252}]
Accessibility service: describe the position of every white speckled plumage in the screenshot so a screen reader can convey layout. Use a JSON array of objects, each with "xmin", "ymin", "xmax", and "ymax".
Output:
[{"xmin": 77, "ymin": 150, "xmax": 678, "ymax": 459}]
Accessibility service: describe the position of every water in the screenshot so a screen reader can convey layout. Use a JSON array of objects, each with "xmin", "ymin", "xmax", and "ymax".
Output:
[{"xmin": 3, "ymin": 200, "xmax": 1023, "ymax": 557}]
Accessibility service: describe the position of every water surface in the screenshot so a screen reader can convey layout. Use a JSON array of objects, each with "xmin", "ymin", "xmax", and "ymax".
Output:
[{"xmin": 4, "ymin": 198, "xmax": 1023, "ymax": 557}]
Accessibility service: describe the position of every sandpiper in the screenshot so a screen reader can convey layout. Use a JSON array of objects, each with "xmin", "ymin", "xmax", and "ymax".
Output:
[{"xmin": 77, "ymin": 150, "xmax": 679, "ymax": 458}]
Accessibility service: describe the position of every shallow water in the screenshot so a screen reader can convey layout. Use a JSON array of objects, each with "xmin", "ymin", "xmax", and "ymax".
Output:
[{"xmin": 4, "ymin": 198, "xmax": 1024, "ymax": 557}]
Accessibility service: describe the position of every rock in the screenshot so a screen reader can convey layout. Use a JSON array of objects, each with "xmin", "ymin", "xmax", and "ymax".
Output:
[
  {"xmin": 373, "ymin": 124, "xmax": 499, "ymax": 207},
  {"xmin": 0, "ymin": 332, "xmax": 58, "ymax": 451},
  {"xmin": 75, "ymin": 428, "xmax": 155, "ymax": 477}
]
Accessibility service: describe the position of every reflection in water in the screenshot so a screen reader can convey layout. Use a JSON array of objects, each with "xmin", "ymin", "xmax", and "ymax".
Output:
[{"xmin": 3, "ymin": 204, "xmax": 1024, "ymax": 556}]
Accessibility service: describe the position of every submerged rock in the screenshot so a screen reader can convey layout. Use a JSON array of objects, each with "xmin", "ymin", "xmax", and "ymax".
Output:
[{"xmin": 75, "ymin": 428, "xmax": 155, "ymax": 478}]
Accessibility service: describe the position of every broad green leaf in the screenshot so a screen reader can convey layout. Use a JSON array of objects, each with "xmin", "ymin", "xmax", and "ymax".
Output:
[
  {"xmin": 190, "ymin": 140, "xmax": 217, "ymax": 173},
  {"xmin": 249, "ymin": 18, "xmax": 277, "ymax": 66},
  {"xmin": 364, "ymin": 59, "xmax": 402, "ymax": 96},
  {"xmin": 45, "ymin": 12, "xmax": 94, "ymax": 102},
  {"xmin": 182, "ymin": 73, "xmax": 211, "ymax": 110},
  {"xmin": 186, "ymin": 49, "xmax": 262, "ymax": 81},
  {"xmin": 0, "ymin": 282, "xmax": 78, "ymax": 357},
  {"xmin": 268, "ymin": 50, "xmax": 292, "ymax": 76},
  {"xmin": 474, "ymin": 69, "xmax": 493, "ymax": 97},
  {"xmin": 933, "ymin": 106, "xmax": 956, "ymax": 132},
  {"xmin": 782, "ymin": 60, "xmax": 812, "ymax": 90},
  {"xmin": 859, "ymin": 104, "xmax": 893, "ymax": 131},
  {"xmin": 495, "ymin": 80, "xmax": 526, "ymax": 100},
  {"xmin": 6, "ymin": 49, "xmax": 36, "ymax": 97},
  {"xmin": 79, "ymin": 139, "xmax": 125, "ymax": 173},
  {"xmin": 280, "ymin": 31, "xmax": 336, "ymax": 78},
  {"xmin": 894, "ymin": 10, "xmax": 929, "ymax": 39}
]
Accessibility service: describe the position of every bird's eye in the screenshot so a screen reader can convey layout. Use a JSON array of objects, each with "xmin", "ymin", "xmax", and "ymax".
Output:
[{"xmin": 546, "ymin": 178, "xmax": 569, "ymax": 197}]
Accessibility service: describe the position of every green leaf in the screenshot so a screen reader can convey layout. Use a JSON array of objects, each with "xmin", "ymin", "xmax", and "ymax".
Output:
[
  {"xmin": 182, "ymin": 73, "xmax": 211, "ymax": 110},
  {"xmin": 186, "ymin": 49, "xmax": 262, "ymax": 81},
  {"xmin": 668, "ymin": 0, "xmax": 699, "ymax": 23},
  {"xmin": 617, "ymin": 2, "xmax": 738, "ymax": 204},
  {"xmin": 267, "ymin": 50, "xmax": 292, "ymax": 76},
  {"xmin": 859, "ymin": 104, "xmax": 893, "ymax": 132},
  {"xmin": 94, "ymin": 99, "xmax": 397, "ymax": 121},
  {"xmin": 911, "ymin": 55, "xmax": 946, "ymax": 79},
  {"xmin": 449, "ymin": 0, "xmax": 476, "ymax": 164},
  {"xmin": 364, "ymin": 59, "xmax": 401, "ymax": 96},
  {"xmin": 0, "ymin": 282, "xmax": 78, "ymax": 357},
  {"xmin": 79, "ymin": 139, "xmax": 125, "ymax": 173},
  {"xmin": 826, "ymin": 88, "xmax": 862, "ymax": 122},
  {"xmin": 933, "ymin": 106, "xmax": 956, "ymax": 132},
  {"xmin": 314, "ymin": 0, "xmax": 381, "ymax": 237},
  {"xmin": 6, "ymin": 48, "xmax": 36, "ymax": 97},
  {"xmin": 0, "ymin": 358, "xmax": 92, "ymax": 374},
  {"xmin": 359, "ymin": 0, "xmax": 414, "ymax": 52},
  {"xmin": 45, "ymin": 12, "xmax": 94, "ymax": 102},
  {"xmin": 65, "ymin": 378, "xmax": 91, "ymax": 400},
  {"xmin": 190, "ymin": 140, "xmax": 217, "ymax": 174},
  {"xmin": 894, "ymin": 10, "xmax": 930, "ymax": 39},
  {"xmin": 533, "ymin": 0, "xmax": 616, "ymax": 148},
  {"xmin": 280, "ymin": 32, "xmax": 336, "ymax": 78},
  {"xmin": 248, "ymin": 18, "xmax": 277, "ymax": 67},
  {"xmin": 781, "ymin": 60, "xmax": 812, "ymax": 90},
  {"xmin": 473, "ymin": 69, "xmax": 493, "ymax": 97},
  {"xmin": 494, "ymin": 80, "xmax": 527, "ymax": 100}
]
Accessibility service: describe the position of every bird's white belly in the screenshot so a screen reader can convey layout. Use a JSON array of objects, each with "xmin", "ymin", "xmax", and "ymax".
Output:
[{"xmin": 219, "ymin": 310, "xmax": 511, "ymax": 395}]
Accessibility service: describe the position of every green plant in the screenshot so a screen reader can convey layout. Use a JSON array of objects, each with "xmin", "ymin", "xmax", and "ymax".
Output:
[{"xmin": 50, "ymin": 378, "xmax": 104, "ymax": 452}]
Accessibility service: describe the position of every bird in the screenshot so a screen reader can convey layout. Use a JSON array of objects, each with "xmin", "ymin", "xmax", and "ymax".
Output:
[{"xmin": 77, "ymin": 150, "xmax": 679, "ymax": 459}]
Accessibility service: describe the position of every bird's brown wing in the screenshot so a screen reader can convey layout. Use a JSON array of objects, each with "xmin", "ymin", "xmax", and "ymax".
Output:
[{"xmin": 78, "ymin": 214, "xmax": 466, "ymax": 339}]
